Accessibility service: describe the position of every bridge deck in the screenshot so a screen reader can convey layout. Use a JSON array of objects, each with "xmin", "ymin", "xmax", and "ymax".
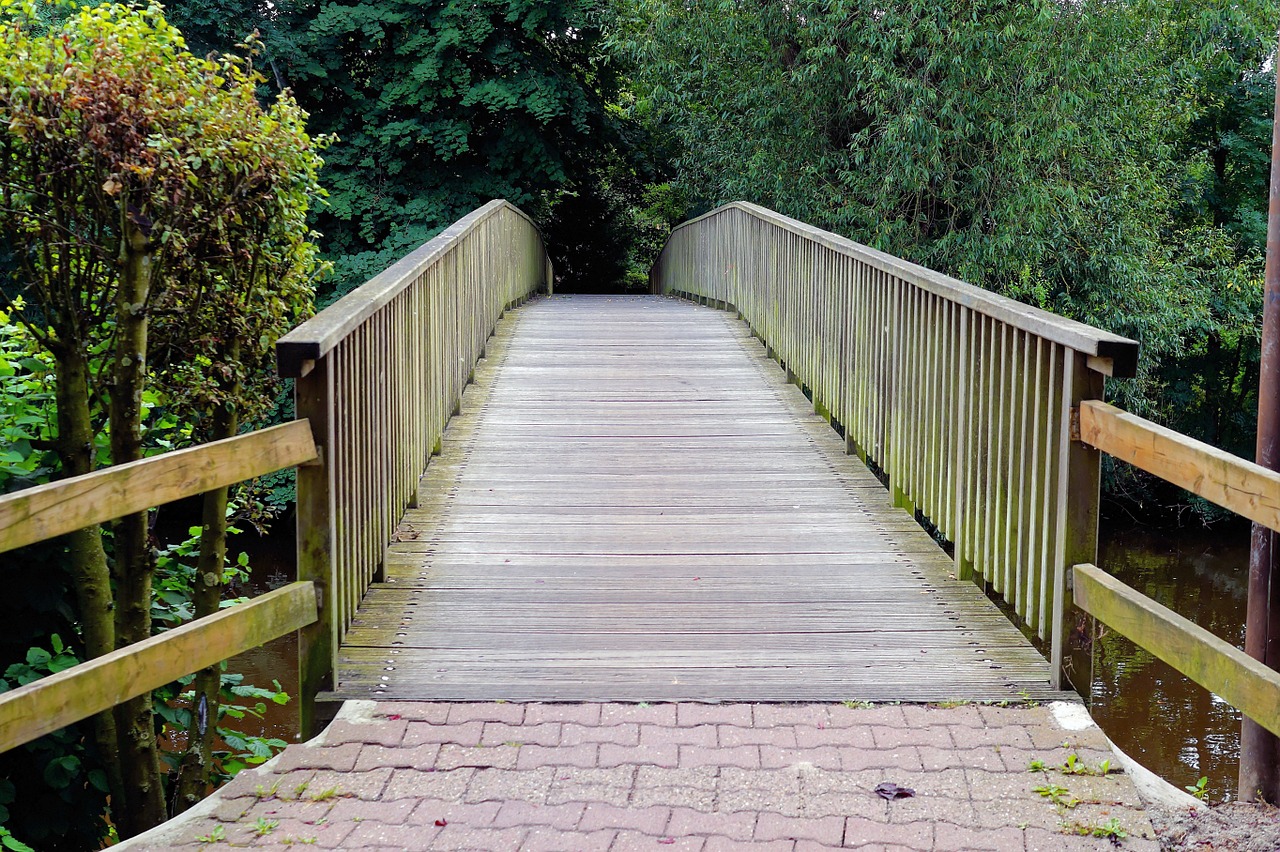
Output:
[{"xmin": 337, "ymin": 295, "xmax": 1068, "ymax": 702}]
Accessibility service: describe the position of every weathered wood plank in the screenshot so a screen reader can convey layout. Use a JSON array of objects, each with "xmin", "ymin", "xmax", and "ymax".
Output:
[
  {"xmin": 1080, "ymin": 399, "xmax": 1280, "ymax": 532},
  {"xmin": 0, "ymin": 421, "xmax": 316, "ymax": 554},
  {"xmin": 1073, "ymin": 563, "xmax": 1280, "ymax": 737},
  {"xmin": 0, "ymin": 582, "xmax": 317, "ymax": 752},
  {"xmin": 334, "ymin": 296, "xmax": 1061, "ymax": 703}
]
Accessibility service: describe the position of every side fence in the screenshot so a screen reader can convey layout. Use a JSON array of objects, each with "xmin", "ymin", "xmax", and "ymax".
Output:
[
  {"xmin": 0, "ymin": 422, "xmax": 319, "ymax": 751},
  {"xmin": 277, "ymin": 200, "xmax": 551, "ymax": 725},
  {"xmin": 651, "ymin": 201, "xmax": 1138, "ymax": 691}
]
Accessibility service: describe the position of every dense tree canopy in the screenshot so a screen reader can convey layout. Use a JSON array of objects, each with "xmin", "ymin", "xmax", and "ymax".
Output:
[{"xmin": 614, "ymin": 0, "xmax": 1280, "ymax": 512}]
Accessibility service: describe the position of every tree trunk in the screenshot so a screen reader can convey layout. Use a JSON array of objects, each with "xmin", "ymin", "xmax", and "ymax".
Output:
[
  {"xmin": 173, "ymin": 396, "xmax": 238, "ymax": 813},
  {"xmin": 50, "ymin": 342, "xmax": 127, "ymax": 816},
  {"xmin": 109, "ymin": 216, "xmax": 167, "ymax": 835}
]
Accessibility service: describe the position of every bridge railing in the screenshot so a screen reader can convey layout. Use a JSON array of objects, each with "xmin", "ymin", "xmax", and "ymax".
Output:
[
  {"xmin": 1072, "ymin": 402, "xmax": 1280, "ymax": 736},
  {"xmin": 652, "ymin": 201, "xmax": 1139, "ymax": 690},
  {"xmin": 0, "ymin": 422, "xmax": 319, "ymax": 751},
  {"xmin": 277, "ymin": 200, "xmax": 551, "ymax": 724}
]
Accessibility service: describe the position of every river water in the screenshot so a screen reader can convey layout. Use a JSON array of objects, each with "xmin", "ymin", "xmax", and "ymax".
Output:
[{"xmin": 1091, "ymin": 522, "xmax": 1250, "ymax": 802}]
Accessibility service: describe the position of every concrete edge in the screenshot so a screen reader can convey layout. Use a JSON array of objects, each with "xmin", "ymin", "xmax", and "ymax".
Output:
[
  {"xmin": 115, "ymin": 700, "xmax": 378, "ymax": 848},
  {"xmin": 1049, "ymin": 700, "xmax": 1206, "ymax": 811}
]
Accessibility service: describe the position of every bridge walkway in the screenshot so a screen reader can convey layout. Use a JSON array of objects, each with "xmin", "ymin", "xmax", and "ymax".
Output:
[{"xmin": 336, "ymin": 295, "xmax": 1066, "ymax": 704}]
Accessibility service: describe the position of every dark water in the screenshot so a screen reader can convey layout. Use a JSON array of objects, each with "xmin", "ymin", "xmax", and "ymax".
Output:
[
  {"xmin": 1091, "ymin": 522, "xmax": 1250, "ymax": 802},
  {"xmin": 226, "ymin": 523, "xmax": 302, "ymax": 744}
]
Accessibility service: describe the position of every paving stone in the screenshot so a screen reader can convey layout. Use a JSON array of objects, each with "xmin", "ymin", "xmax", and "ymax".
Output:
[
  {"xmin": 840, "ymin": 746, "xmax": 924, "ymax": 772},
  {"xmin": 636, "ymin": 765, "xmax": 719, "ymax": 790},
  {"xmin": 872, "ymin": 725, "xmax": 956, "ymax": 749},
  {"xmin": 328, "ymin": 797, "xmax": 417, "ymax": 826},
  {"xmin": 844, "ymin": 816, "xmax": 933, "ymax": 849},
  {"xmin": 134, "ymin": 703, "xmax": 1166, "ymax": 852},
  {"xmin": 794, "ymin": 724, "xmax": 872, "ymax": 748},
  {"xmin": 383, "ymin": 768, "xmax": 474, "ymax": 800},
  {"xmin": 403, "ymin": 720, "xmax": 484, "ymax": 747},
  {"xmin": 761, "ymin": 745, "xmax": 841, "ymax": 770},
  {"xmin": 516, "ymin": 743, "xmax": 598, "ymax": 769},
  {"xmin": 601, "ymin": 704, "xmax": 679, "ymax": 726},
  {"xmin": 272, "ymin": 743, "xmax": 362, "ymax": 772},
  {"xmin": 561, "ymin": 722, "xmax": 639, "ymax": 746},
  {"xmin": 578, "ymin": 803, "xmax": 671, "ymax": 833},
  {"xmin": 521, "ymin": 826, "xmax": 616, "ymax": 851},
  {"xmin": 931, "ymin": 822, "xmax": 1026, "ymax": 850},
  {"xmin": 721, "ymin": 724, "xmax": 798, "ymax": 747},
  {"xmin": 599, "ymin": 743, "xmax": 679, "ymax": 768},
  {"xmin": 482, "ymin": 721, "xmax": 561, "ymax": 747},
  {"xmin": 753, "ymin": 705, "xmax": 829, "ymax": 728},
  {"xmin": 704, "ymin": 835, "xmax": 792, "ymax": 851},
  {"xmin": 678, "ymin": 703, "xmax": 754, "ymax": 727},
  {"xmin": 430, "ymin": 824, "xmax": 529, "ymax": 850},
  {"xmin": 630, "ymin": 786, "xmax": 717, "ymax": 811},
  {"xmin": 446, "ymin": 702, "xmax": 526, "ymax": 725},
  {"xmin": 354, "ymin": 743, "xmax": 441, "ymax": 771},
  {"xmin": 680, "ymin": 744, "xmax": 760, "ymax": 768},
  {"xmin": 375, "ymin": 702, "xmax": 449, "ymax": 724},
  {"xmin": 524, "ymin": 704, "xmax": 602, "ymax": 726},
  {"xmin": 668, "ymin": 807, "xmax": 757, "ymax": 840},
  {"xmin": 642, "ymin": 724, "xmax": 719, "ymax": 747},
  {"xmin": 492, "ymin": 800, "xmax": 586, "ymax": 830},
  {"xmin": 465, "ymin": 768, "xmax": 554, "ymax": 805},
  {"xmin": 615, "ymin": 829, "xmax": 706, "ymax": 851},
  {"xmin": 755, "ymin": 812, "xmax": 845, "ymax": 845}
]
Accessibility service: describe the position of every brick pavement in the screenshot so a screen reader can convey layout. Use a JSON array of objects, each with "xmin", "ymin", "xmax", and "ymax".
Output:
[{"xmin": 122, "ymin": 701, "xmax": 1160, "ymax": 851}]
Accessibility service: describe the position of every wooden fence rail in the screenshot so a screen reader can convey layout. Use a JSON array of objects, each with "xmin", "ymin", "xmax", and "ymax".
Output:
[
  {"xmin": 1072, "ymin": 399, "xmax": 1280, "ymax": 737},
  {"xmin": 276, "ymin": 199, "xmax": 551, "ymax": 723},
  {"xmin": 0, "ymin": 421, "xmax": 320, "ymax": 752},
  {"xmin": 651, "ymin": 201, "xmax": 1139, "ymax": 690}
]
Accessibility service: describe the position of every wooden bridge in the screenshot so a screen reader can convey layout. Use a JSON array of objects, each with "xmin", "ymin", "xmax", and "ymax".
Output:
[{"xmin": 3, "ymin": 200, "xmax": 1280, "ymax": 785}]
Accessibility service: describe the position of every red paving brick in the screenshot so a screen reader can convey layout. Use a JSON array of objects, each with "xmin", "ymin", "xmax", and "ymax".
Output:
[{"xmin": 119, "ymin": 701, "xmax": 1161, "ymax": 851}]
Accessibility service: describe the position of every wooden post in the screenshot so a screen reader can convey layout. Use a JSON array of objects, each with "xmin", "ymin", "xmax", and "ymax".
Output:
[
  {"xmin": 1241, "ymin": 28, "xmax": 1280, "ymax": 802},
  {"xmin": 294, "ymin": 356, "xmax": 337, "ymax": 738},
  {"xmin": 545, "ymin": 256, "xmax": 555, "ymax": 296},
  {"xmin": 1050, "ymin": 352, "xmax": 1104, "ymax": 693}
]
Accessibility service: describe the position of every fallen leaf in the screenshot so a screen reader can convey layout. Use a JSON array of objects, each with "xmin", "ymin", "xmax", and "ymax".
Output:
[
  {"xmin": 874, "ymin": 782, "xmax": 915, "ymax": 800},
  {"xmin": 434, "ymin": 819, "xmax": 447, "ymax": 827},
  {"xmin": 657, "ymin": 839, "xmax": 676, "ymax": 846}
]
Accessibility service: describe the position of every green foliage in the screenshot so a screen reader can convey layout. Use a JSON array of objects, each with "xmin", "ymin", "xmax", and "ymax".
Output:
[
  {"xmin": 168, "ymin": 0, "xmax": 633, "ymax": 296},
  {"xmin": 615, "ymin": 0, "xmax": 1280, "ymax": 516},
  {"xmin": 0, "ymin": 301, "xmax": 55, "ymax": 493},
  {"xmin": 1186, "ymin": 775, "xmax": 1210, "ymax": 800}
]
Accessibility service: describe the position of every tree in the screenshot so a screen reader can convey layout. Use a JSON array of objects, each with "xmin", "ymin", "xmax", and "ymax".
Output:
[
  {"xmin": 167, "ymin": 0, "xmax": 625, "ymax": 295},
  {"xmin": 615, "ymin": 0, "xmax": 1279, "ymax": 516},
  {"xmin": 0, "ymin": 1, "xmax": 325, "ymax": 835}
]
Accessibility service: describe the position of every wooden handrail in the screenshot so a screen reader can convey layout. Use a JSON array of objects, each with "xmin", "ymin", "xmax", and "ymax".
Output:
[
  {"xmin": 1073, "ymin": 563, "xmax": 1280, "ymax": 738},
  {"xmin": 0, "ymin": 581, "xmax": 318, "ymax": 752},
  {"xmin": 0, "ymin": 420, "xmax": 317, "ymax": 553},
  {"xmin": 651, "ymin": 201, "xmax": 1138, "ymax": 692},
  {"xmin": 664, "ymin": 202, "xmax": 1140, "ymax": 376},
  {"xmin": 280, "ymin": 200, "xmax": 550, "ymax": 730},
  {"xmin": 277, "ymin": 200, "xmax": 546, "ymax": 376},
  {"xmin": 1078, "ymin": 399, "xmax": 1280, "ymax": 531}
]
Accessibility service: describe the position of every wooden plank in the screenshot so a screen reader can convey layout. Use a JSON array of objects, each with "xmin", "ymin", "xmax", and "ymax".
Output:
[
  {"xmin": 1080, "ymin": 399, "xmax": 1280, "ymax": 532},
  {"xmin": 0, "ymin": 421, "xmax": 316, "ymax": 554},
  {"xmin": 0, "ymin": 582, "xmax": 317, "ymax": 752},
  {"xmin": 1073, "ymin": 563, "xmax": 1280, "ymax": 737},
  {"xmin": 331, "ymin": 296, "xmax": 1059, "ymax": 703}
]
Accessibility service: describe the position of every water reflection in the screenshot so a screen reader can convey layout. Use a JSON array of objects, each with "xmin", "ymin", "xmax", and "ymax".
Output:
[
  {"xmin": 1092, "ymin": 523, "xmax": 1249, "ymax": 801},
  {"xmin": 227, "ymin": 524, "xmax": 301, "ymax": 743}
]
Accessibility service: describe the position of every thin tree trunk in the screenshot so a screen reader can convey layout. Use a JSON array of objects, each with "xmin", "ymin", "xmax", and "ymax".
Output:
[
  {"xmin": 110, "ymin": 217, "xmax": 167, "ymax": 836},
  {"xmin": 50, "ymin": 343, "xmax": 127, "ymax": 816},
  {"xmin": 173, "ymin": 395, "xmax": 238, "ymax": 812}
]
